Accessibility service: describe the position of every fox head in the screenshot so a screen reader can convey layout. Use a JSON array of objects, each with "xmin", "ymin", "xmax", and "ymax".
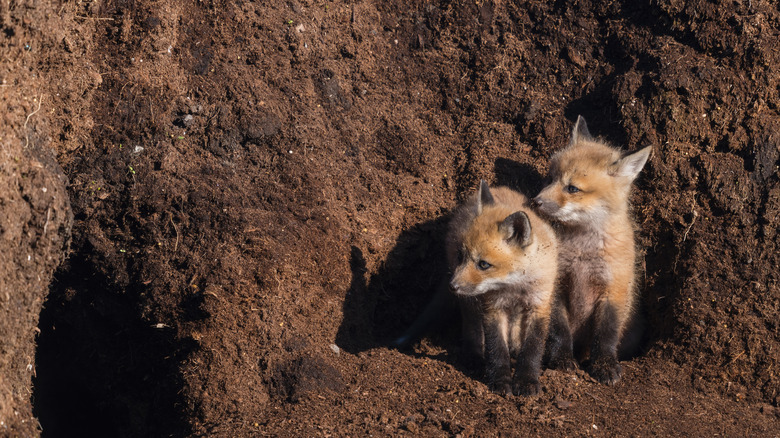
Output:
[
  {"xmin": 450, "ymin": 181, "xmax": 536, "ymax": 297},
  {"xmin": 532, "ymin": 116, "xmax": 652, "ymax": 226}
]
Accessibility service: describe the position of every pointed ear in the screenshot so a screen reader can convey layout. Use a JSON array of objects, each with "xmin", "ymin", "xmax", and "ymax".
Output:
[
  {"xmin": 614, "ymin": 146, "xmax": 652, "ymax": 180},
  {"xmin": 500, "ymin": 211, "xmax": 533, "ymax": 248},
  {"xmin": 570, "ymin": 115, "xmax": 594, "ymax": 146},
  {"xmin": 477, "ymin": 180, "xmax": 494, "ymax": 213}
]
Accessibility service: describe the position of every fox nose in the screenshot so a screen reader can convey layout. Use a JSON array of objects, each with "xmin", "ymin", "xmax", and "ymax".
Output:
[
  {"xmin": 531, "ymin": 196, "xmax": 543, "ymax": 208},
  {"xmin": 449, "ymin": 279, "xmax": 458, "ymax": 292}
]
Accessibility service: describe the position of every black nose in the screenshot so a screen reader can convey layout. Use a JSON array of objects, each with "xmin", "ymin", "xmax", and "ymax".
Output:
[
  {"xmin": 531, "ymin": 197, "xmax": 543, "ymax": 208},
  {"xmin": 449, "ymin": 280, "xmax": 458, "ymax": 292}
]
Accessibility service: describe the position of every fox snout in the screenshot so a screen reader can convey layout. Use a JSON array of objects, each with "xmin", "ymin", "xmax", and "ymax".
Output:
[
  {"xmin": 531, "ymin": 195, "xmax": 559, "ymax": 216},
  {"xmin": 449, "ymin": 273, "xmax": 474, "ymax": 296}
]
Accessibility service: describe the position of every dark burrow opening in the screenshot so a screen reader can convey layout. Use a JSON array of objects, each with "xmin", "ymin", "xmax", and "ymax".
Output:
[{"xmin": 33, "ymin": 251, "xmax": 192, "ymax": 438}]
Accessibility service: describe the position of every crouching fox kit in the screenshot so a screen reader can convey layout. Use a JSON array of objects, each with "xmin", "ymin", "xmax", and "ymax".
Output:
[
  {"xmin": 447, "ymin": 181, "xmax": 559, "ymax": 396},
  {"xmin": 533, "ymin": 116, "xmax": 651, "ymax": 385}
]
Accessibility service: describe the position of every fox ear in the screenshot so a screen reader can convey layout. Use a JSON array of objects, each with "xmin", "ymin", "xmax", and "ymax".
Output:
[
  {"xmin": 500, "ymin": 211, "xmax": 533, "ymax": 248},
  {"xmin": 477, "ymin": 180, "xmax": 494, "ymax": 213},
  {"xmin": 615, "ymin": 146, "xmax": 652, "ymax": 180},
  {"xmin": 570, "ymin": 115, "xmax": 594, "ymax": 146}
]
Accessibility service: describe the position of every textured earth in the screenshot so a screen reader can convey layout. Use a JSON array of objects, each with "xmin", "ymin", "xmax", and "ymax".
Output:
[{"xmin": 1, "ymin": 0, "xmax": 778, "ymax": 436}]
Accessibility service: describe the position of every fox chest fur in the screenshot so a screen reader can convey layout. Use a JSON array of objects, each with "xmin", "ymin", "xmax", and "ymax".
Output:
[
  {"xmin": 533, "ymin": 116, "xmax": 651, "ymax": 385},
  {"xmin": 447, "ymin": 182, "xmax": 559, "ymax": 396},
  {"xmin": 556, "ymin": 225, "xmax": 635, "ymax": 336}
]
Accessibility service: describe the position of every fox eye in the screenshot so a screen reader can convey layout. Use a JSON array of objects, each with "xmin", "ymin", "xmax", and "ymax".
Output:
[
  {"xmin": 565, "ymin": 184, "xmax": 580, "ymax": 194},
  {"xmin": 477, "ymin": 260, "xmax": 492, "ymax": 270}
]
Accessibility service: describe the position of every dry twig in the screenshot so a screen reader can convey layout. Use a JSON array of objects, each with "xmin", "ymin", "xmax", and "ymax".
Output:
[{"xmin": 23, "ymin": 95, "xmax": 43, "ymax": 148}]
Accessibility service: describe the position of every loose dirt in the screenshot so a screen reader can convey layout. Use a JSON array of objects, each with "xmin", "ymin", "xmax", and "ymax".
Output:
[{"xmin": 0, "ymin": 0, "xmax": 778, "ymax": 436}]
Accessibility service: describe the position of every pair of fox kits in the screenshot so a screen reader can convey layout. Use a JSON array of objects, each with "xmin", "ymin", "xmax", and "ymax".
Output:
[{"xmin": 396, "ymin": 116, "xmax": 652, "ymax": 395}]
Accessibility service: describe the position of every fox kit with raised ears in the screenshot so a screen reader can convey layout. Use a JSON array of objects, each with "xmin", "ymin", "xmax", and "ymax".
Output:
[
  {"xmin": 533, "ymin": 116, "xmax": 651, "ymax": 385},
  {"xmin": 447, "ymin": 181, "xmax": 559, "ymax": 396}
]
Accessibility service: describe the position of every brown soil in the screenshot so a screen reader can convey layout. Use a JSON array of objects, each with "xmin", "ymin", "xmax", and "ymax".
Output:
[
  {"xmin": 0, "ymin": 1, "xmax": 73, "ymax": 436},
  {"xmin": 0, "ymin": 0, "xmax": 778, "ymax": 436}
]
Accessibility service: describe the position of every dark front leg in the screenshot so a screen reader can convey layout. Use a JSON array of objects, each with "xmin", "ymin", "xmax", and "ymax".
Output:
[
  {"xmin": 587, "ymin": 300, "xmax": 623, "ymax": 385},
  {"xmin": 458, "ymin": 296, "xmax": 484, "ymax": 371},
  {"xmin": 513, "ymin": 316, "xmax": 547, "ymax": 396},
  {"xmin": 483, "ymin": 313, "xmax": 511, "ymax": 396},
  {"xmin": 545, "ymin": 299, "xmax": 577, "ymax": 371}
]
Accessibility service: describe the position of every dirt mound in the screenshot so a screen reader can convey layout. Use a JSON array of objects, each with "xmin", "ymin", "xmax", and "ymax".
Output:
[{"xmin": 1, "ymin": 0, "xmax": 778, "ymax": 436}]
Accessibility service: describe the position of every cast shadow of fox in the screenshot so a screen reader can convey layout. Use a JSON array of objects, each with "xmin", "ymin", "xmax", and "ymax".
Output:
[
  {"xmin": 335, "ymin": 159, "xmax": 545, "ymax": 364},
  {"xmin": 334, "ymin": 216, "xmax": 453, "ymax": 355}
]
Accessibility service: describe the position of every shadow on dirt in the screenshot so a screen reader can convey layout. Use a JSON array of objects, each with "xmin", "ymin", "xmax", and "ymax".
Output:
[
  {"xmin": 493, "ymin": 157, "xmax": 546, "ymax": 197},
  {"xmin": 335, "ymin": 158, "xmax": 548, "ymax": 356},
  {"xmin": 335, "ymin": 214, "xmax": 453, "ymax": 354},
  {"xmin": 33, "ymin": 249, "xmax": 194, "ymax": 438},
  {"xmin": 635, "ymin": 175, "xmax": 691, "ymax": 344},
  {"xmin": 563, "ymin": 73, "xmax": 632, "ymax": 148}
]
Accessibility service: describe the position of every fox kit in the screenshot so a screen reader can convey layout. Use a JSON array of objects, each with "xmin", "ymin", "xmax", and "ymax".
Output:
[
  {"xmin": 533, "ymin": 116, "xmax": 651, "ymax": 385},
  {"xmin": 446, "ymin": 181, "xmax": 558, "ymax": 396}
]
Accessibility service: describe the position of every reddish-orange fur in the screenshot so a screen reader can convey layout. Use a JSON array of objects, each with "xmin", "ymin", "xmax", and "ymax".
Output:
[
  {"xmin": 451, "ymin": 187, "xmax": 558, "ymax": 316},
  {"xmin": 534, "ymin": 116, "xmax": 651, "ymax": 385},
  {"xmin": 448, "ymin": 182, "xmax": 559, "ymax": 395}
]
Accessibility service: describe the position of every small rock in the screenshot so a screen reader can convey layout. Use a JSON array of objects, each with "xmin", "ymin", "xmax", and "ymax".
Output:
[
  {"xmin": 554, "ymin": 396, "xmax": 572, "ymax": 410},
  {"xmin": 63, "ymin": 37, "xmax": 74, "ymax": 53},
  {"xmin": 566, "ymin": 46, "xmax": 587, "ymax": 67},
  {"xmin": 404, "ymin": 414, "xmax": 419, "ymax": 423},
  {"xmin": 404, "ymin": 421, "xmax": 419, "ymax": 433},
  {"xmin": 329, "ymin": 344, "xmax": 340, "ymax": 355}
]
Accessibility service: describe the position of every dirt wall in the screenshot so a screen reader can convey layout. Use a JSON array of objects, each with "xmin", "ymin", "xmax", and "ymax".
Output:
[
  {"xmin": 0, "ymin": 1, "xmax": 73, "ymax": 436},
  {"xmin": 1, "ymin": 0, "xmax": 778, "ymax": 436}
]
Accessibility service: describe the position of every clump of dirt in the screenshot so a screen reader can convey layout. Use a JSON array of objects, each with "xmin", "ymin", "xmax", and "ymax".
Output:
[
  {"xmin": 271, "ymin": 354, "xmax": 346, "ymax": 403},
  {"xmin": 1, "ymin": 0, "xmax": 778, "ymax": 436}
]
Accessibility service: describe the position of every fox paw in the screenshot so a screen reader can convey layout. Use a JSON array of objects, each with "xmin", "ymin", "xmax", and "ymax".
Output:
[
  {"xmin": 489, "ymin": 381, "xmax": 513, "ymax": 397},
  {"xmin": 587, "ymin": 357, "xmax": 623, "ymax": 385},
  {"xmin": 513, "ymin": 379, "xmax": 542, "ymax": 396},
  {"xmin": 548, "ymin": 356, "xmax": 578, "ymax": 372}
]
